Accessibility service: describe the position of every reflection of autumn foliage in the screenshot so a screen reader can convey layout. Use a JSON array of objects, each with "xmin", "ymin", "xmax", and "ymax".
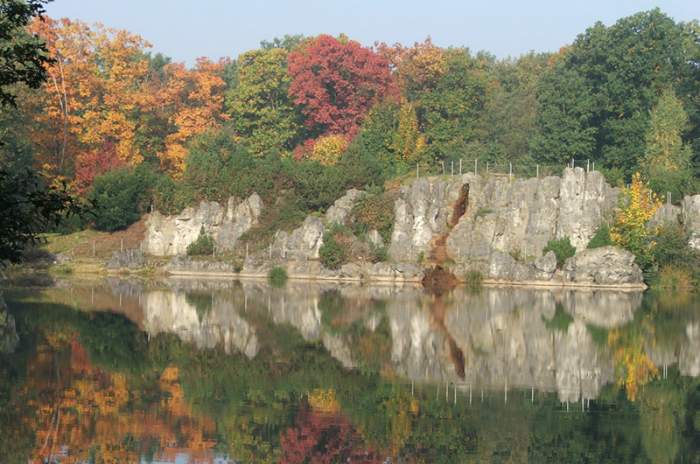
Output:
[
  {"xmin": 280, "ymin": 405, "xmax": 384, "ymax": 464},
  {"xmin": 608, "ymin": 326, "xmax": 659, "ymax": 401},
  {"xmin": 27, "ymin": 337, "xmax": 219, "ymax": 463}
]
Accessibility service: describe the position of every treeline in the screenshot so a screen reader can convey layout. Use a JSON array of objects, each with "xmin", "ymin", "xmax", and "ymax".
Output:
[{"xmin": 2, "ymin": 9, "xmax": 699, "ymax": 231}]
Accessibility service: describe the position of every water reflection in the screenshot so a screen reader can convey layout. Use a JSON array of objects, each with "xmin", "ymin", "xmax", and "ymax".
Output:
[{"xmin": 2, "ymin": 277, "xmax": 700, "ymax": 463}]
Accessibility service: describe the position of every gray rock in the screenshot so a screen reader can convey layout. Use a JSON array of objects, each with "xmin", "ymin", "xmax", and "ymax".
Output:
[
  {"xmin": 272, "ymin": 216, "xmax": 325, "ymax": 261},
  {"xmin": 534, "ymin": 251, "xmax": 557, "ymax": 274},
  {"xmin": 681, "ymin": 195, "xmax": 700, "ymax": 250},
  {"xmin": 563, "ymin": 246, "xmax": 643, "ymax": 285},
  {"xmin": 649, "ymin": 202, "xmax": 681, "ymax": 229},
  {"xmin": 106, "ymin": 249, "xmax": 145, "ymax": 270},
  {"xmin": 143, "ymin": 193, "xmax": 262, "ymax": 256},
  {"xmin": 366, "ymin": 229, "xmax": 384, "ymax": 249},
  {"xmin": 325, "ymin": 189, "xmax": 365, "ymax": 225}
]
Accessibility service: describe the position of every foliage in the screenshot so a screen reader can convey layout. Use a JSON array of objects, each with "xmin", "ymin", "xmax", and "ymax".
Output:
[
  {"xmin": 542, "ymin": 304, "xmax": 574, "ymax": 332},
  {"xmin": 288, "ymin": 34, "xmax": 395, "ymax": 136},
  {"xmin": 611, "ymin": 173, "xmax": 662, "ymax": 271},
  {"xmin": 655, "ymin": 266, "xmax": 693, "ymax": 290},
  {"xmin": 227, "ymin": 48, "xmax": 301, "ymax": 155},
  {"xmin": 0, "ymin": 0, "xmax": 51, "ymax": 106},
  {"xmin": 308, "ymin": 134, "xmax": 347, "ymax": 166},
  {"xmin": 464, "ymin": 270, "xmax": 483, "ymax": 288},
  {"xmin": 643, "ymin": 89, "xmax": 696, "ymax": 200},
  {"xmin": 392, "ymin": 100, "xmax": 426, "ymax": 163},
  {"xmin": 268, "ymin": 266, "xmax": 288, "ymax": 287},
  {"xmin": 531, "ymin": 10, "xmax": 700, "ymax": 177},
  {"xmin": 587, "ymin": 223, "xmax": 614, "ymax": 249},
  {"xmin": 608, "ymin": 325, "xmax": 659, "ymax": 401},
  {"xmin": 319, "ymin": 229, "xmax": 348, "ymax": 270},
  {"xmin": 88, "ymin": 166, "xmax": 155, "ymax": 231},
  {"xmin": 369, "ymin": 244, "xmax": 388, "ymax": 263},
  {"xmin": 186, "ymin": 226, "xmax": 214, "ymax": 256},
  {"xmin": 0, "ymin": 167, "xmax": 81, "ymax": 264},
  {"xmin": 350, "ymin": 191, "xmax": 395, "ymax": 243},
  {"xmin": 542, "ymin": 237, "xmax": 576, "ymax": 268}
]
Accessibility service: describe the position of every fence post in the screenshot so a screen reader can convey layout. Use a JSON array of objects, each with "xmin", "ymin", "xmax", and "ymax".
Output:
[
  {"xmin": 509, "ymin": 162, "xmax": 512, "ymax": 180},
  {"xmin": 474, "ymin": 159, "xmax": 478, "ymax": 175},
  {"xmin": 536, "ymin": 165, "xmax": 539, "ymax": 178},
  {"xmin": 587, "ymin": 159, "xmax": 590, "ymax": 173},
  {"xmin": 459, "ymin": 159, "xmax": 462, "ymax": 175},
  {"xmin": 486, "ymin": 162, "xmax": 489, "ymax": 175},
  {"xmin": 592, "ymin": 161, "xmax": 595, "ymax": 171},
  {"xmin": 121, "ymin": 238, "xmax": 124, "ymax": 252},
  {"xmin": 667, "ymin": 191, "xmax": 671, "ymax": 204},
  {"xmin": 441, "ymin": 161, "xmax": 445, "ymax": 176},
  {"xmin": 451, "ymin": 160, "xmax": 454, "ymax": 176},
  {"xmin": 416, "ymin": 164, "xmax": 419, "ymax": 178}
]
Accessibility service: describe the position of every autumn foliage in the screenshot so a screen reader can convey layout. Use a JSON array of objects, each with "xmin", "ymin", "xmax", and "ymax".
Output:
[{"xmin": 288, "ymin": 34, "xmax": 395, "ymax": 137}]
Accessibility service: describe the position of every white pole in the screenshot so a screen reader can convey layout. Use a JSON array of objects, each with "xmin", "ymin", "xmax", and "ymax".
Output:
[
  {"xmin": 459, "ymin": 159, "xmax": 462, "ymax": 175},
  {"xmin": 509, "ymin": 162, "xmax": 512, "ymax": 180},
  {"xmin": 536, "ymin": 165, "xmax": 539, "ymax": 178},
  {"xmin": 451, "ymin": 160, "xmax": 454, "ymax": 176}
]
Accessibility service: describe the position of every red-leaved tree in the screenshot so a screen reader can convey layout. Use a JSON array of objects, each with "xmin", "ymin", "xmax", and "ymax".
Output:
[{"xmin": 288, "ymin": 35, "xmax": 395, "ymax": 137}]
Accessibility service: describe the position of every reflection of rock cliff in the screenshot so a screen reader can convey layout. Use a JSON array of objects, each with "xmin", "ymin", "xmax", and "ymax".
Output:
[
  {"xmin": 54, "ymin": 277, "xmax": 700, "ymax": 402},
  {"xmin": 142, "ymin": 289, "xmax": 259, "ymax": 358}
]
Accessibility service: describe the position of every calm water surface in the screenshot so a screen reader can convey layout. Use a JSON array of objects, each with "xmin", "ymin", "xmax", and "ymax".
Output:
[{"xmin": 1, "ymin": 277, "xmax": 699, "ymax": 463}]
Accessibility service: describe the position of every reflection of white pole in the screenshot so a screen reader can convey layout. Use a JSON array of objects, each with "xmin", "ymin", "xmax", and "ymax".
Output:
[
  {"xmin": 445, "ymin": 382, "xmax": 449, "ymax": 401},
  {"xmin": 454, "ymin": 384, "xmax": 457, "ymax": 404},
  {"xmin": 531, "ymin": 387, "xmax": 534, "ymax": 403},
  {"xmin": 504, "ymin": 381, "xmax": 508, "ymax": 404},
  {"xmin": 469, "ymin": 384, "xmax": 472, "ymax": 405},
  {"xmin": 411, "ymin": 380, "xmax": 414, "ymax": 397}
]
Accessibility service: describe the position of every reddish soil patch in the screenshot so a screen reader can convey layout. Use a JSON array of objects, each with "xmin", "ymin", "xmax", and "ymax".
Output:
[{"xmin": 422, "ymin": 265, "xmax": 458, "ymax": 294}]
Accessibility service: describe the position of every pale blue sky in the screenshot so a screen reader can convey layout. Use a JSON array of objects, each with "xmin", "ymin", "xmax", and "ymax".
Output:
[{"xmin": 46, "ymin": 0, "xmax": 698, "ymax": 64}]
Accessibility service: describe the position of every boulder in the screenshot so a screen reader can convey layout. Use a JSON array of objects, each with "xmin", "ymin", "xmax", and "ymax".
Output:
[
  {"xmin": 272, "ymin": 216, "xmax": 325, "ymax": 261},
  {"xmin": 325, "ymin": 189, "xmax": 365, "ymax": 225},
  {"xmin": 563, "ymin": 246, "xmax": 643, "ymax": 285}
]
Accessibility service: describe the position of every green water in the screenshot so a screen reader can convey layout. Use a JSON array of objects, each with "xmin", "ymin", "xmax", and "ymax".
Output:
[{"xmin": 1, "ymin": 277, "xmax": 699, "ymax": 463}]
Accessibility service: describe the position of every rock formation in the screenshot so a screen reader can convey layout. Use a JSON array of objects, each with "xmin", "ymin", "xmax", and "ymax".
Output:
[{"xmin": 143, "ymin": 193, "xmax": 263, "ymax": 256}]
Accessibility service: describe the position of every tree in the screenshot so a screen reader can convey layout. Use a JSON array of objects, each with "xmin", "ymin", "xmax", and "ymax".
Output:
[
  {"xmin": 158, "ymin": 58, "xmax": 229, "ymax": 175},
  {"xmin": 288, "ymin": 34, "xmax": 395, "ymax": 138},
  {"xmin": 643, "ymin": 89, "xmax": 695, "ymax": 199},
  {"xmin": 532, "ymin": 10, "xmax": 700, "ymax": 178},
  {"xmin": 227, "ymin": 48, "xmax": 301, "ymax": 155},
  {"xmin": 0, "ymin": 0, "xmax": 51, "ymax": 106}
]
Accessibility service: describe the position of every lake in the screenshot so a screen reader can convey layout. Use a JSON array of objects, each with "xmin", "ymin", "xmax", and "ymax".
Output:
[{"xmin": 1, "ymin": 277, "xmax": 699, "ymax": 463}]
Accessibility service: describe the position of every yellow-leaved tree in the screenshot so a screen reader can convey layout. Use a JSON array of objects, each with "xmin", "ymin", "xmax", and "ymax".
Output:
[
  {"xmin": 309, "ymin": 134, "xmax": 347, "ymax": 166},
  {"xmin": 610, "ymin": 172, "xmax": 662, "ymax": 270}
]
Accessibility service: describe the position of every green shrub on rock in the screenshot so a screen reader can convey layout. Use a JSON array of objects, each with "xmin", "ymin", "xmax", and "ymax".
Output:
[
  {"xmin": 587, "ymin": 224, "xmax": 614, "ymax": 249},
  {"xmin": 186, "ymin": 227, "xmax": 214, "ymax": 256},
  {"xmin": 543, "ymin": 237, "xmax": 576, "ymax": 268},
  {"xmin": 268, "ymin": 266, "xmax": 288, "ymax": 287},
  {"xmin": 319, "ymin": 230, "xmax": 348, "ymax": 270}
]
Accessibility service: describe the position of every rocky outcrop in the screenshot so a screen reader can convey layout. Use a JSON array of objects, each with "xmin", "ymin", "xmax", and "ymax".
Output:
[
  {"xmin": 143, "ymin": 193, "xmax": 262, "ymax": 256},
  {"xmin": 562, "ymin": 246, "xmax": 643, "ymax": 285},
  {"xmin": 0, "ymin": 294, "xmax": 18, "ymax": 354},
  {"xmin": 649, "ymin": 194, "xmax": 700, "ymax": 250},
  {"xmin": 325, "ymin": 189, "xmax": 365, "ymax": 225},
  {"xmin": 390, "ymin": 168, "xmax": 618, "ymax": 267},
  {"xmin": 106, "ymin": 249, "xmax": 145, "ymax": 270}
]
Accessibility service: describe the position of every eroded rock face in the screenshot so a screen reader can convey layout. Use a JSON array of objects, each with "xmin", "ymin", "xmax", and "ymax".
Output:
[
  {"xmin": 682, "ymin": 195, "xmax": 700, "ymax": 250},
  {"xmin": 0, "ymin": 294, "xmax": 19, "ymax": 354},
  {"xmin": 270, "ymin": 216, "xmax": 325, "ymax": 261},
  {"xmin": 325, "ymin": 189, "xmax": 365, "ymax": 225},
  {"xmin": 562, "ymin": 246, "xmax": 643, "ymax": 286},
  {"xmin": 143, "ymin": 193, "xmax": 262, "ymax": 256}
]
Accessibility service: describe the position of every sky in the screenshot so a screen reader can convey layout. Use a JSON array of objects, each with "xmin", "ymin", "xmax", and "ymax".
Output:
[{"xmin": 46, "ymin": 0, "xmax": 699, "ymax": 64}]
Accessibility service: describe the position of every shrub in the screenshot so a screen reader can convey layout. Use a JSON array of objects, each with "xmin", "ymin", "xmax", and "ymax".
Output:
[
  {"xmin": 464, "ymin": 270, "xmax": 483, "ymax": 288},
  {"xmin": 656, "ymin": 265, "xmax": 693, "ymax": 290},
  {"xmin": 268, "ymin": 266, "xmax": 288, "ymax": 287},
  {"xmin": 543, "ymin": 237, "xmax": 576, "ymax": 268},
  {"xmin": 370, "ymin": 244, "xmax": 388, "ymax": 263},
  {"xmin": 587, "ymin": 224, "xmax": 614, "ymax": 249},
  {"xmin": 652, "ymin": 224, "xmax": 697, "ymax": 269},
  {"xmin": 89, "ymin": 166, "xmax": 156, "ymax": 231},
  {"xmin": 319, "ymin": 231, "xmax": 347, "ymax": 270},
  {"xmin": 186, "ymin": 227, "xmax": 214, "ymax": 256},
  {"xmin": 350, "ymin": 190, "xmax": 395, "ymax": 242}
]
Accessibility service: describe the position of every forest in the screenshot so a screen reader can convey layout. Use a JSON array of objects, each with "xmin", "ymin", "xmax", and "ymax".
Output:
[{"xmin": 1, "ymin": 7, "xmax": 700, "ymax": 235}]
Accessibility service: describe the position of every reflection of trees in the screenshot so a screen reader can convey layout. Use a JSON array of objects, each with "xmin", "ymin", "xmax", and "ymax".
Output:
[{"xmin": 639, "ymin": 383, "xmax": 683, "ymax": 464}]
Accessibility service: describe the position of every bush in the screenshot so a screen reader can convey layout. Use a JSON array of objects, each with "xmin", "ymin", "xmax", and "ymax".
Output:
[
  {"xmin": 652, "ymin": 224, "xmax": 697, "ymax": 269},
  {"xmin": 543, "ymin": 237, "xmax": 576, "ymax": 268},
  {"xmin": 268, "ymin": 266, "xmax": 288, "ymax": 287},
  {"xmin": 89, "ymin": 166, "xmax": 156, "ymax": 231},
  {"xmin": 369, "ymin": 244, "xmax": 388, "ymax": 263},
  {"xmin": 464, "ymin": 270, "xmax": 483, "ymax": 288},
  {"xmin": 587, "ymin": 224, "xmax": 614, "ymax": 249},
  {"xmin": 319, "ymin": 231, "xmax": 347, "ymax": 270},
  {"xmin": 656, "ymin": 265, "xmax": 693, "ymax": 290},
  {"xmin": 186, "ymin": 227, "xmax": 214, "ymax": 256},
  {"xmin": 350, "ymin": 190, "xmax": 395, "ymax": 242}
]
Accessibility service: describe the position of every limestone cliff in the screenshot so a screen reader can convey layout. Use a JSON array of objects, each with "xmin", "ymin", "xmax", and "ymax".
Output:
[{"xmin": 140, "ymin": 168, "xmax": 689, "ymax": 287}]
